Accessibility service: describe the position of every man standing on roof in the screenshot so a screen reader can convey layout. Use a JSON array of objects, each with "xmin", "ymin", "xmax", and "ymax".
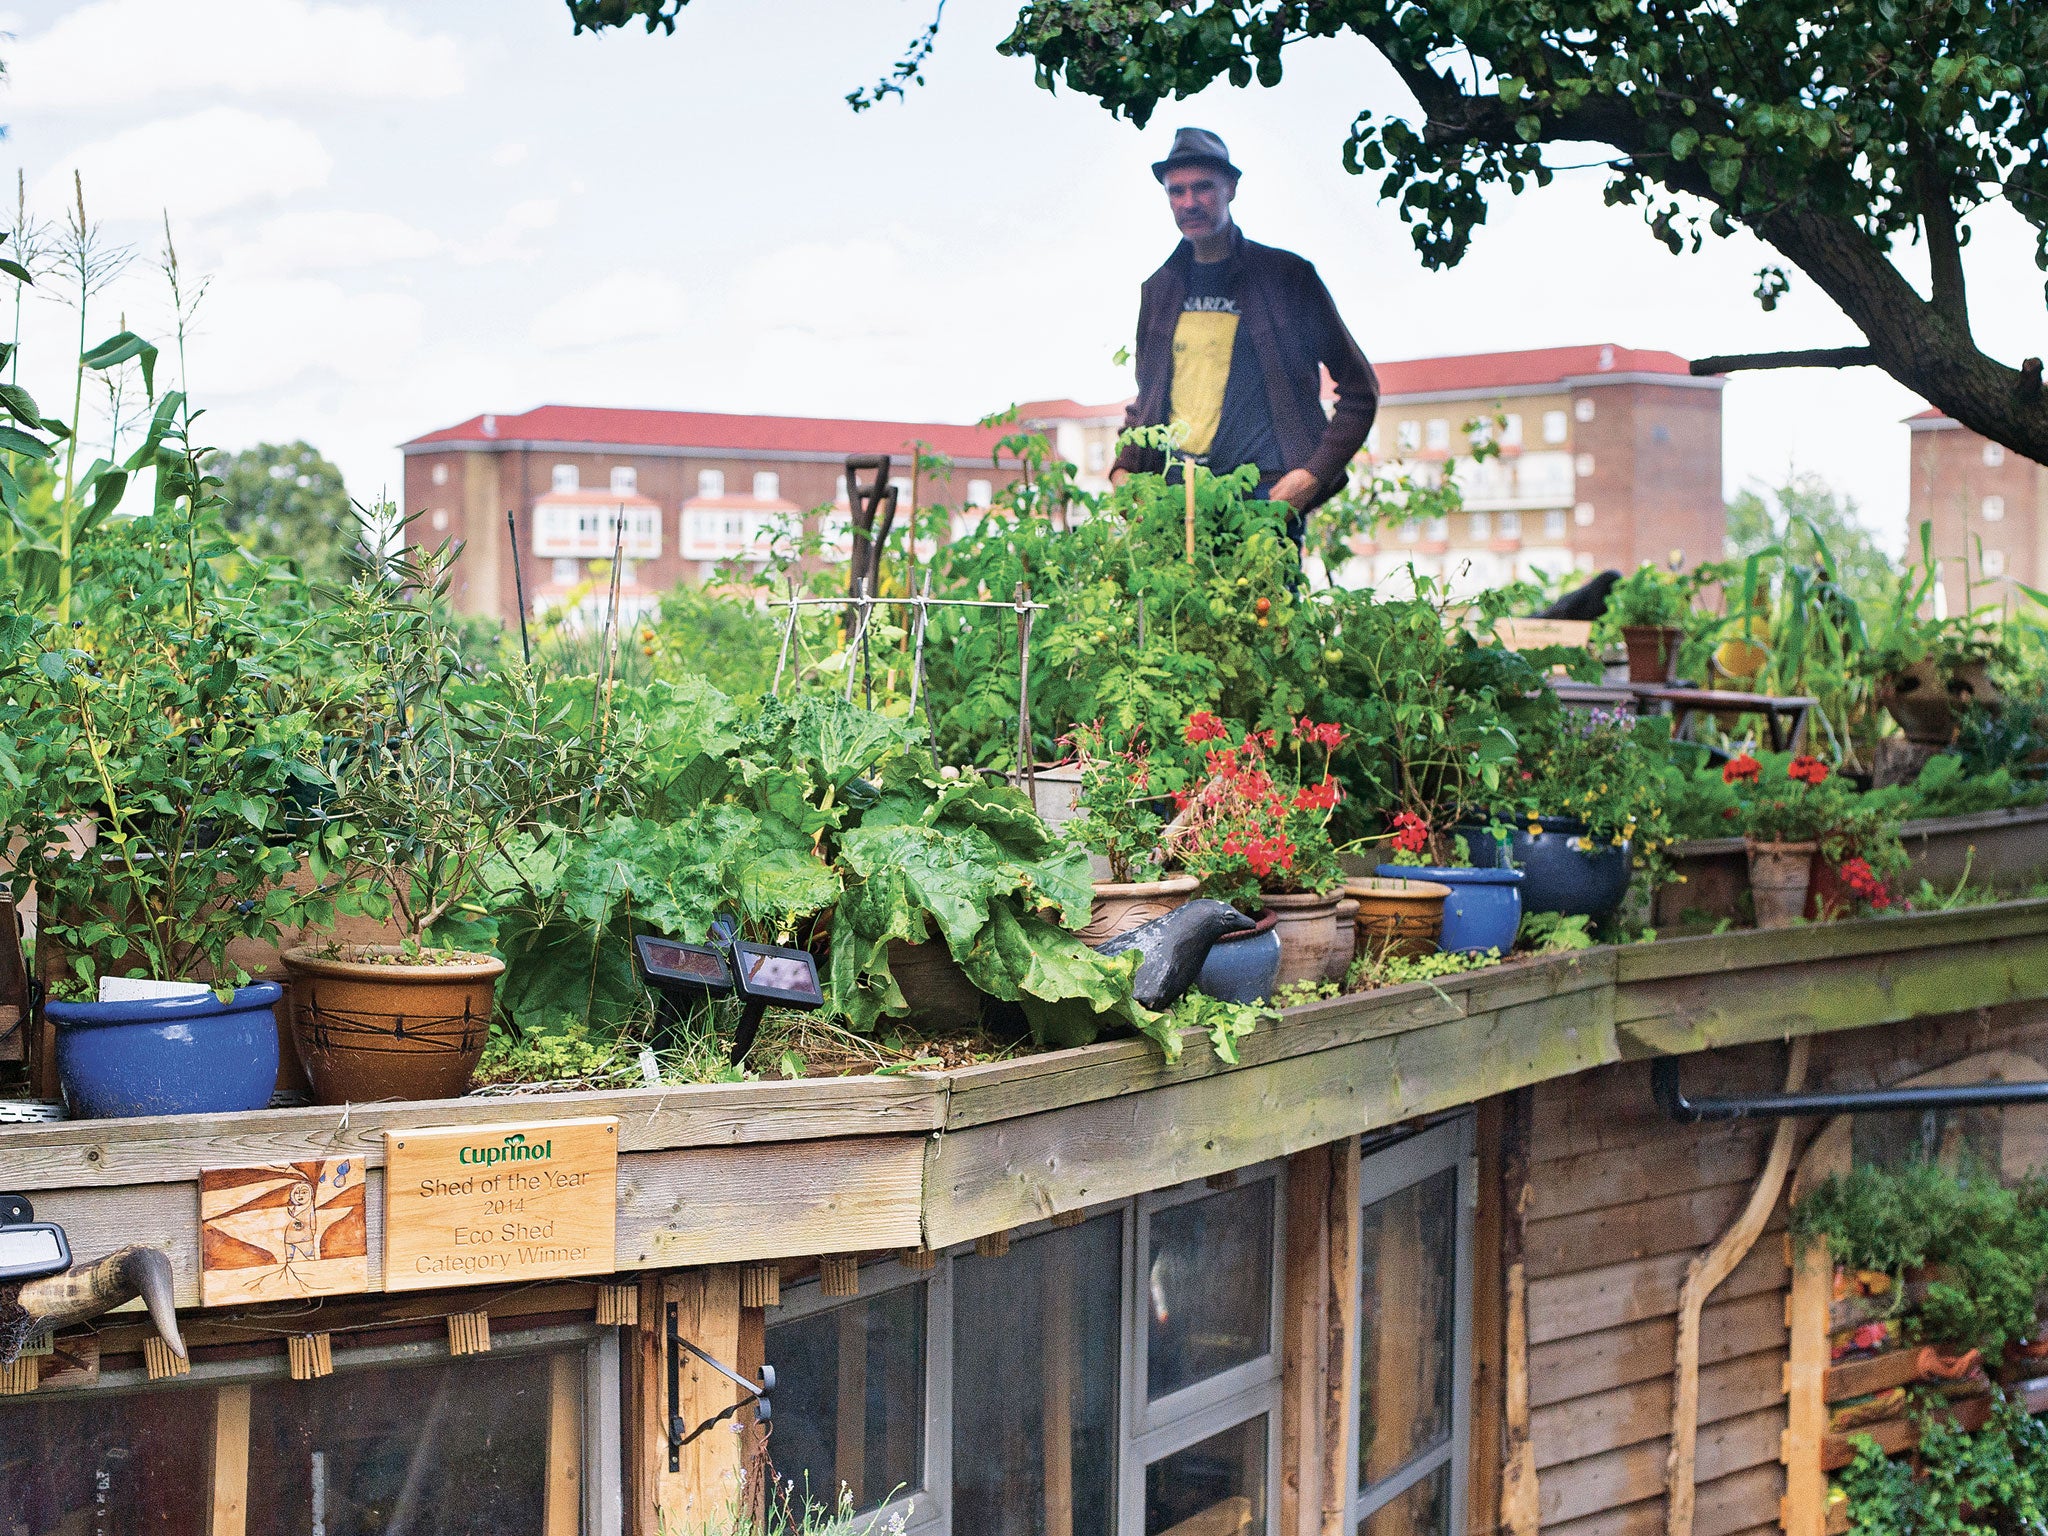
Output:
[{"xmin": 1112, "ymin": 127, "xmax": 1378, "ymax": 541}]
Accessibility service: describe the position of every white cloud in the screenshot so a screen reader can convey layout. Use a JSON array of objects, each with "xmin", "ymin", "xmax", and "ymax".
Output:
[
  {"xmin": 227, "ymin": 210, "xmax": 442, "ymax": 276},
  {"xmin": 37, "ymin": 108, "xmax": 331, "ymax": 223},
  {"xmin": 187, "ymin": 278, "xmax": 424, "ymax": 394},
  {"xmin": 5, "ymin": 0, "xmax": 465, "ymax": 111},
  {"xmin": 529, "ymin": 271, "xmax": 687, "ymax": 350},
  {"xmin": 490, "ymin": 142, "xmax": 530, "ymax": 169},
  {"xmin": 459, "ymin": 198, "xmax": 560, "ymax": 265}
]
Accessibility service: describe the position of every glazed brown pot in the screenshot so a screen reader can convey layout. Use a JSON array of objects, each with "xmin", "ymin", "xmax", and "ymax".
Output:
[
  {"xmin": 1077, "ymin": 874, "xmax": 1200, "ymax": 945},
  {"xmin": 1620, "ymin": 625, "xmax": 1683, "ymax": 684},
  {"xmin": 1746, "ymin": 841, "xmax": 1817, "ymax": 930},
  {"xmin": 884, "ymin": 939, "xmax": 985, "ymax": 1028},
  {"xmin": 281, "ymin": 945, "xmax": 502, "ymax": 1105},
  {"xmin": 1347, "ymin": 877, "xmax": 1451, "ymax": 961},
  {"xmin": 1263, "ymin": 891, "xmax": 1344, "ymax": 990}
]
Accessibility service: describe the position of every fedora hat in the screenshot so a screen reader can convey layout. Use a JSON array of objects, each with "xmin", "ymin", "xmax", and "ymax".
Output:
[{"xmin": 1151, "ymin": 126, "xmax": 1242, "ymax": 183}]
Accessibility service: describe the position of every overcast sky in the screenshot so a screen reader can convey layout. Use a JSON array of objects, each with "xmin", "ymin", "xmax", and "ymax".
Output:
[{"xmin": 3, "ymin": 0, "xmax": 2043, "ymax": 550}]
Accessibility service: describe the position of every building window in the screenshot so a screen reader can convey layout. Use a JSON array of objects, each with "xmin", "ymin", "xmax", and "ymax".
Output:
[
  {"xmin": 431, "ymin": 462, "xmax": 449, "ymax": 487},
  {"xmin": 1983, "ymin": 495, "xmax": 2006, "ymax": 523},
  {"xmin": 1425, "ymin": 419, "xmax": 1450, "ymax": 451},
  {"xmin": 1399, "ymin": 520, "xmax": 1421, "ymax": 543},
  {"xmin": 1397, "ymin": 421, "xmax": 1422, "ymax": 453},
  {"xmin": 1350, "ymin": 1119, "xmax": 1475, "ymax": 1536},
  {"xmin": 1425, "ymin": 517, "xmax": 1450, "ymax": 542},
  {"xmin": 1543, "ymin": 410, "xmax": 1569, "ymax": 445},
  {"xmin": 1575, "ymin": 453, "xmax": 1596, "ymax": 478},
  {"xmin": 1365, "ymin": 424, "xmax": 1382, "ymax": 455},
  {"xmin": 551, "ymin": 464, "xmax": 578, "ymax": 493},
  {"xmin": 968, "ymin": 479, "xmax": 994, "ymax": 508},
  {"xmin": 1575, "ymin": 503, "xmax": 1596, "ymax": 527},
  {"xmin": 754, "ymin": 471, "xmax": 780, "ymax": 501},
  {"xmin": 430, "ymin": 509, "xmax": 449, "ymax": 531},
  {"xmin": 1985, "ymin": 549, "xmax": 2008, "ymax": 577},
  {"xmin": 551, "ymin": 557, "xmax": 579, "ymax": 585},
  {"xmin": 1544, "ymin": 509, "xmax": 1568, "ymax": 540},
  {"xmin": 607, "ymin": 466, "xmax": 635, "ymax": 494},
  {"xmin": 1986, "ymin": 442, "xmax": 2007, "ymax": 467},
  {"xmin": 768, "ymin": 1265, "xmax": 936, "ymax": 1525},
  {"xmin": 1469, "ymin": 512, "xmax": 1491, "ymax": 541},
  {"xmin": 1501, "ymin": 414, "xmax": 1523, "ymax": 448},
  {"xmin": 1499, "ymin": 511, "xmax": 1521, "ymax": 540},
  {"xmin": 697, "ymin": 468, "xmax": 725, "ymax": 498},
  {"xmin": 1574, "ymin": 397, "xmax": 1596, "ymax": 423},
  {"xmin": 1087, "ymin": 438, "xmax": 1110, "ymax": 472}
]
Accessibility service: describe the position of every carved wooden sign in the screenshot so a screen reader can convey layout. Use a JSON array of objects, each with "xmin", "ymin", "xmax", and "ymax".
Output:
[
  {"xmin": 382, "ymin": 1117, "xmax": 619, "ymax": 1292},
  {"xmin": 201, "ymin": 1158, "xmax": 369, "ymax": 1306}
]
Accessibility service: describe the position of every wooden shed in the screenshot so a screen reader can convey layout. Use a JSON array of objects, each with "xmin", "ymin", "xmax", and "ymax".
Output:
[{"xmin": 2, "ymin": 900, "xmax": 2045, "ymax": 1535}]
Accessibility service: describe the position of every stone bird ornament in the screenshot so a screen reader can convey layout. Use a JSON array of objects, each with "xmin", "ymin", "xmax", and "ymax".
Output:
[{"xmin": 1093, "ymin": 899, "xmax": 1254, "ymax": 1012}]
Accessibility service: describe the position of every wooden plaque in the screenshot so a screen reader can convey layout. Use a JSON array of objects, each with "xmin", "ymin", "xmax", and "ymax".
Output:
[
  {"xmin": 201, "ymin": 1158, "xmax": 369, "ymax": 1306},
  {"xmin": 382, "ymin": 1117, "xmax": 619, "ymax": 1293}
]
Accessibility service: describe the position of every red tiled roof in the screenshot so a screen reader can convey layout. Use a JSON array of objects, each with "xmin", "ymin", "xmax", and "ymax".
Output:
[
  {"xmin": 402, "ymin": 404, "xmax": 1016, "ymax": 460},
  {"xmin": 1907, "ymin": 407, "xmax": 1953, "ymax": 424},
  {"xmin": 1015, "ymin": 398, "xmax": 1130, "ymax": 421},
  {"xmin": 1370, "ymin": 345, "xmax": 1699, "ymax": 398}
]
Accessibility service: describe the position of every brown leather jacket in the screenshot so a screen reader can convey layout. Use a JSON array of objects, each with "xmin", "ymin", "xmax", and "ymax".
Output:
[{"xmin": 1112, "ymin": 226, "xmax": 1378, "ymax": 513}]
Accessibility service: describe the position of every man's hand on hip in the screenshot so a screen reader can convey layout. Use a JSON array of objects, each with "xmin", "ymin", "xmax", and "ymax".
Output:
[{"xmin": 1268, "ymin": 468, "xmax": 1319, "ymax": 510}]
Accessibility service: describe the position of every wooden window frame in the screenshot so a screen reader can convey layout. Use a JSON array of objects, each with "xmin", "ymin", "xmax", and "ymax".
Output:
[{"xmin": 1349, "ymin": 1116, "xmax": 1477, "ymax": 1536}]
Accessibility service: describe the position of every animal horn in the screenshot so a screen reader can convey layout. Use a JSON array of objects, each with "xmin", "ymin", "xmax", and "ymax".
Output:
[{"xmin": 14, "ymin": 1245, "xmax": 184, "ymax": 1360}]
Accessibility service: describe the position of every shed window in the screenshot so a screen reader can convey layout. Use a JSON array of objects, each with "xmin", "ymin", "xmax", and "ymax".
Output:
[
  {"xmin": 767, "ymin": 1271, "xmax": 932, "ymax": 1522},
  {"xmin": 1351, "ymin": 1118, "xmax": 1475, "ymax": 1536}
]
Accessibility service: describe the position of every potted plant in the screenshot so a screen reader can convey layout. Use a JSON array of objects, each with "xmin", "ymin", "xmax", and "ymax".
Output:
[
  {"xmin": 1499, "ymin": 708, "xmax": 1674, "ymax": 920},
  {"xmin": 1373, "ymin": 815, "xmax": 1524, "ymax": 955},
  {"xmin": 1860, "ymin": 533, "xmax": 2009, "ymax": 746},
  {"xmin": 283, "ymin": 513, "xmax": 514, "ymax": 1104},
  {"xmin": 1725, "ymin": 750, "xmax": 1848, "ymax": 927},
  {"xmin": 1167, "ymin": 713, "xmax": 1348, "ymax": 990},
  {"xmin": 1601, "ymin": 563, "xmax": 1694, "ymax": 684},
  {"xmin": 1064, "ymin": 724, "xmax": 1198, "ymax": 943},
  {"xmin": 1808, "ymin": 791, "xmax": 1909, "ymax": 920},
  {"xmin": 1345, "ymin": 873, "xmax": 1451, "ymax": 960},
  {"xmin": 0, "ymin": 483, "xmax": 333, "ymax": 1117}
]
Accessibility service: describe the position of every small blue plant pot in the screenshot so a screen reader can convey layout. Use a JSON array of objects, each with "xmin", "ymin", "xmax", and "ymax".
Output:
[
  {"xmin": 47, "ymin": 983, "xmax": 282, "ymax": 1119},
  {"xmin": 1376, "ymin": 866, "xmax": 1524, "ymax": 954},
  {"xmin": 1196, "ymin": 912, "xmax": 1283, "ymax": 1004}
]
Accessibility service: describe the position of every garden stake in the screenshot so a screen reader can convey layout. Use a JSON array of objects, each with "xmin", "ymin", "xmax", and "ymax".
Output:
[
  {"xmin": 770, "ymin": 579, "xmax": 799, "ymax": 697},
  {"xmin": 1184, "ymin": 465, "xmax": 1196, "ymax": 564},
  {"xmin": 910, "ymin": 573, "xmax": 943, "ymax": 774},
  {"xmin": 506, "ymin": 509, "xmax": 532, "ymax": 664},
  {"xmin": 1016, "ymin": 582, "xmax": 1035, "ymax": 806}
]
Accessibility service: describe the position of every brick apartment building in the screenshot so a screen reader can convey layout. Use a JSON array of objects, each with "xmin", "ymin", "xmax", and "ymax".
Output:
[
  {"xmin": 1349, "ymin": 343, "xmax": 1726, "ymax": 591},
  {"xmin": 400, "ymin": 406, "xmax": 1029, "ymax": 627},
  {"xmin": 1907, "ymin": 408, "xmax": 2048, "ymax": 613}
]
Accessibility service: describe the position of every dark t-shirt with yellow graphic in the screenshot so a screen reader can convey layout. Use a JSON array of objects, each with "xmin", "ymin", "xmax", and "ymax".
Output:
[{"xmin": 1167, "ymin": 256, "xmax": 1283, "ymax": 480}]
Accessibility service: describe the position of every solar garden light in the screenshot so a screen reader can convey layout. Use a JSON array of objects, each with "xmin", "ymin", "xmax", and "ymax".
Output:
[{"xmin": 634, "ymin": 919, "xmax": 824, "ymax": 1067}]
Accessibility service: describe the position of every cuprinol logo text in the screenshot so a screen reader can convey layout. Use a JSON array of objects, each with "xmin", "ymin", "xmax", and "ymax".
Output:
[{"xmin": 459, "ymin": 1132, "xmax": 554, "ymax": 1167}]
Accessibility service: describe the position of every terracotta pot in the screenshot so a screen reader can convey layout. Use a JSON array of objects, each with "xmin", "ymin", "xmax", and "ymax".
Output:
[
  {"xmin": 1806, "ymin": 853, "xmax": 1854, "ymax": 922},
  {"xmin": 1326, "ymin": 899, "xmax": 1360, "ymax": 983},
  {"xmin": 1620, "ymin": 625, "xmax": 1683, "ymax": 684},
  {"xmin": 885, "ymin": 939, "xmax": 984, "ymax": 1028},
  {"xmin": 1880, "ymin": 658, "xmax": 2003, "ymax": 746},
  {"xmin": 1263, "ymin": 891, "xmax": 1344, "ymax": 990},
  {"xmin": 1077, "ymin": 874, "xmax": 1200, "ymax": 945},
  {"xmin": 1746, "ymin": 840, "xmax": 1817, "ymax": 929},
  {"xmin": 281, "ymin": 945, "xmax": 502, "ymax": 1105},
  {"xmin": 1346, "ymin": 877, "xmax": 1451, "ymax": 961}
]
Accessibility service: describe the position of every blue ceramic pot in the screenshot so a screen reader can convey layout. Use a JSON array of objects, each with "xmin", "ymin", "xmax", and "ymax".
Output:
[
  {"xmin": 1457, "ymin": 818, "xmax": 1632, "ymax": 919},
  {"xmin": 47, "ymin": 982, "xmax": 282, "ymax": 1119},
  {"xmin": 1196, "ymin": 913, "xmax": 1283, "ymax": 1004},
  {"xmin": 1510, "ymin": 816, "xmax": 1634, "ymax": 919},
  {"xmin": 1375, "ymin": 866, "xmax": 1523, "ymax": 954}
]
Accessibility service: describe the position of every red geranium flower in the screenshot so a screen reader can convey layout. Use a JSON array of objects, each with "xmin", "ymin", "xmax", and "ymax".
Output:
[
  {"xmin": 1292, "ymin": 776, "xmax": 1340, "ymax": 813},
  {"xmin": 1390, "ymin": 811, "xmax": 1430, "ymax": 854},
  {"xmin": 1722, "ymin": 753, "xmax": 1762, "ymax": 784},
  {"xmin": 1184, "ymin": 711, "xmax": 1227, "ymax": 745},
  {"xmin": 1788, "ymin": 754, "xmax": 1830, "ymax": 785}
]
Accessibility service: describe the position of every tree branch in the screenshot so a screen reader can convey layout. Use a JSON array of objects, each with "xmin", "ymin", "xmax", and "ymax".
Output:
[
  {"xmin": 1917, "ymin": 148, "xmax": 1971, "ymax": 338},
  {"xmin": 1689, "ymin": 347, "xmax": 1876, "ymax": 375}
]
